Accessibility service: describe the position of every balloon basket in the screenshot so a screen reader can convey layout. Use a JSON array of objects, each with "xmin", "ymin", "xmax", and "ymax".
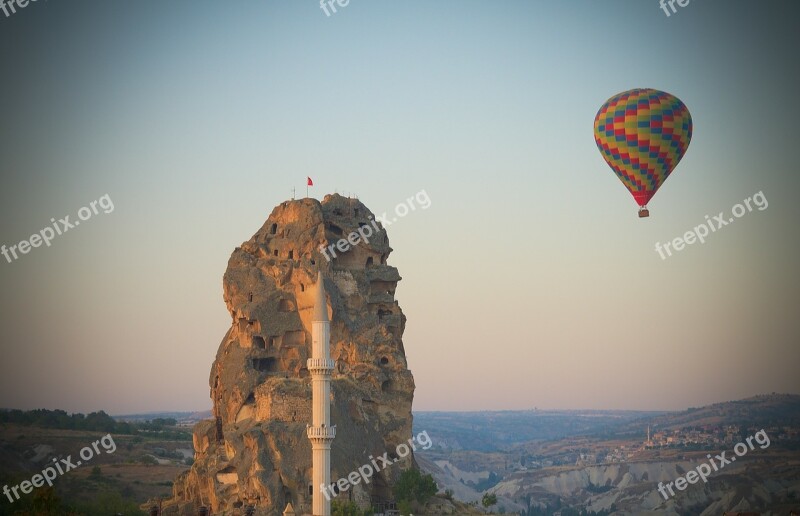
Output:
[{"xmin": 638, "ymin": 208, "xmax": 650, "ymax": 218}]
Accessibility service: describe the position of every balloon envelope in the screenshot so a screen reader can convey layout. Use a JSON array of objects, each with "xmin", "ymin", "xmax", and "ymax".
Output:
[{"xmin": 594, "ymin": 88, "xmax": 692, "ymax": 207}]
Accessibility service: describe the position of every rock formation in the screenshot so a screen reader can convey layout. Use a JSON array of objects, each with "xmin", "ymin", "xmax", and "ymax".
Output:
[{"xmin": 161, "ymin": 194, "xmax": 416, "ymax": 515}]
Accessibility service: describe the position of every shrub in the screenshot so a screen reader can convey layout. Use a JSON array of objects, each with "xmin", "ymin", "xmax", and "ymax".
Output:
[
  {"xmin": 397, "ymin": 499, "xmax": 413, "ymax": 515},
  {"xmin": 331, "ymin": 500, "xmax": 373, "ymax": 516},
  {"xmin": 394, "ymin": 468, "xmax": 437, "ymax": 507},
  {"xmin": 139, "ymin": 454, "xmax": 159, "ymax": 465}
]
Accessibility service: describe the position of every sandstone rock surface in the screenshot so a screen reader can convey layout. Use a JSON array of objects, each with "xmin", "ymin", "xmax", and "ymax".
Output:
[{"xmin": 161, "ymin": 194, "xmax": 416, "ymax": 515}]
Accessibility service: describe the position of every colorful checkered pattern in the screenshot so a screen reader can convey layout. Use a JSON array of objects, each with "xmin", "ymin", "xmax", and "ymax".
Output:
[{"xmin": 594, "ymin": 88, "xmax": 692, "ymax": 207}]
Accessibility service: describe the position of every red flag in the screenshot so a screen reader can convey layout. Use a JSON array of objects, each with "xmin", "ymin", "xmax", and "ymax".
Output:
[{"xmin": 307, "ymin": 177, "xmax": 313, "ymax": 186}]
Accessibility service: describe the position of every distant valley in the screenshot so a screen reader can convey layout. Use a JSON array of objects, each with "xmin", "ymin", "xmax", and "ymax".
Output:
[{"xmin": 413, "ymin": 394, "xmax": 800, "ymax": 515}]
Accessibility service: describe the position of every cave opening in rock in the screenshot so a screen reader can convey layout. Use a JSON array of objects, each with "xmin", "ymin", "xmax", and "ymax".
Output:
[
  {"xmin": 252, "ymin": 358, "xmax": 278, "ymax": 373},
  {"xmin": 380, "ymin": 357, "xmax": 389, "ymax": 365},
  {"xmin": 270, "ymin": 223, "xmax": 277, "ymax": 235},
  {"xmin": 381, "ymin": 380, "xmax": 391, "ymax": 393},
  {"xmin": 253, "ymin": 336, "xmax": 266, "ymax": 349},
  {"xmin": 215, "ymin": 417, "xmax": 223, "ymax": 442},
  {"xmin": 278, "ymin": 299, "xmax": 295, "ymax": 312},
  {"xmin": 366, "ymin": 256, "xmax": 374, "ymax": 268}
]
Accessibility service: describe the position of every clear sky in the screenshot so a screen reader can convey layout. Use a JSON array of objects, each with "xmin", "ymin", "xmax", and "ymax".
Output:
[{"xmin": 1, "ymin": 0, "xmax": 798, "ymax": 414}]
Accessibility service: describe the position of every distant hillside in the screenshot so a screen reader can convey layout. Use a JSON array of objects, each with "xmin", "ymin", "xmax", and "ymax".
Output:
[
  {"xmin": 0, "ymin": 424, "xmax": 191, "ymax": 514},
  {"xmin": 415, "ymin": 395, "xmax": 800, "ymax": 515},
  {"xmin": 113, "ymin": 410, "xmax": 212, "ymax": 423},
  {"xmin": 0, "ymin": 408, "xmax": 137, "ymax": 434},
  {"xmin": 413, "ymin": 410, "xmax": 665, "ymax": 452},
  {"xmin": 412, "ymin": 395, "xmax": 800, "ymax": 453},
  {"xmin": 619, "ymin": 393, "xmax": 800, "ymax": 435},
  {"xmin": 0, "ymin": 408, "xmax": 194, "ymax": 441}
]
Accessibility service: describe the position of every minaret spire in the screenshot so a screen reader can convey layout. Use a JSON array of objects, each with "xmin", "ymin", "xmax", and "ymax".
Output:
[
  {"xmin": 308, "ymin": 272, "xmax": 335, "ymax": 516},
  {"xmin": 313, "ymin": 271, "xmax": 329, "ymax": 322}
]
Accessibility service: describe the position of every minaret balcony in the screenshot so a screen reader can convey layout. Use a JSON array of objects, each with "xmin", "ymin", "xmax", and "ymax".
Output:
[
  {"xmin": 307, "ymin": 358, "xmax": 335, "ymax": 373},
  {"xmin": 307, "ymin": 425, "xmax": 336, "ymax": 440}
]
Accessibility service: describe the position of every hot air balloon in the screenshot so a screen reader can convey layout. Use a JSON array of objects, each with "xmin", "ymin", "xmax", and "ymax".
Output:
[{"xmin": 593, "ymin": 88, "xmax": 692, "ymax": 217}]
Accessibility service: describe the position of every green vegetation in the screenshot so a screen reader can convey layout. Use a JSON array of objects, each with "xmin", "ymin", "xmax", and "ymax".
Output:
[
  {"xmin": 139, "ymin": 454, "xmax": 160, "ymax": 465},
  {"xmin": 138, "ymin": 418, "xmax": 178, "ymax": 429},
  {"xmin": 393, "ymin": 468, "xmax": 437, "ymax": 512},
  {"xmin": 0, "ymin": 409, "xmax": 133, "ymax": 434},
  {"xmin": 88, "ymin": 466, "xmax": 103, "ymax": 481},
  {"xmin": 527, "ymin": 502, "xmax": 616, "ymax": 516},
  {"xmin": 0, "ymin": 410, "xmax": 199, "ymax": 514},
  {"xmin": 473, "ymin": 471, "xmax": 501, "ymax": 491},
  {"xmin": 0, "ymin": 487, "xmax": 78, "ymax": 515},
  {"xmin": 0, "ymin": 486, "xmax": 145, "ymax": 516},
  {"xmin": 482, "ymin": 492, "xmax": 497, "ymax": 508},
  {"xmin": 397, "ymin": 500, "xmax": 412, "ymax": 515},
  {"xmin": 72, "ymin": 492, "xmax": 147, "ymax": 516},
  {"xmin": 585, "ymin": 482, "xmax": 612, "ymax": 494},
  {"xmin": 331, "ymin": 500, "xmax": 374, "ymax": 516},
  {"xmin": 0, "ymin": 409, "xmax": 191, "ymax": 440}
]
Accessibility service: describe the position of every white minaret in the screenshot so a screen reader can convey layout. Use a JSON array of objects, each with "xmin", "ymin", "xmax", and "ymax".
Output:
[{"xmin": 308, "ymin": 272, "xmax": 335, "ymax": 516}]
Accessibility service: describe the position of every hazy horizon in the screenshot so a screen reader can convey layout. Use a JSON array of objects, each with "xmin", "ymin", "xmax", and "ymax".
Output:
[
  {"xmin": 8, "ymin": 392, "xmax": 782, "ymax": 417},
  {"xmin": 9, "ymin": 391, "xmax": 792, "ymax": 419},
  {"xmin": 2, "ymin": 1, "xmax": 798, "ymax": 415}
]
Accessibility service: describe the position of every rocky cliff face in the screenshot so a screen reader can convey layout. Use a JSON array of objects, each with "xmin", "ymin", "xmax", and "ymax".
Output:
[
  {"xmin": 162, "ymin": 194, "xmax": 416, "ymax": 515},
  {"xmin": 491, "ymin": 459, "xmax": 800, "ymax": 515}
]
